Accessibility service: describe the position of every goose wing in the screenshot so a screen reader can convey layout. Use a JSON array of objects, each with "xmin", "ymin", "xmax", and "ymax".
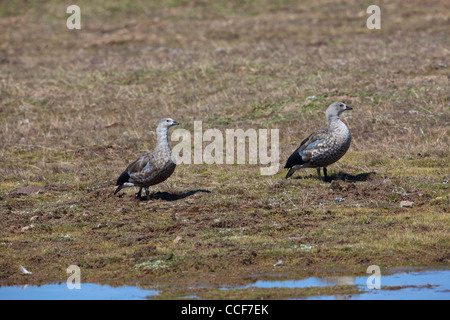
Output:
[{"xmin": 285, "ymin": 126, "xmax": 328, "ymax": 168}]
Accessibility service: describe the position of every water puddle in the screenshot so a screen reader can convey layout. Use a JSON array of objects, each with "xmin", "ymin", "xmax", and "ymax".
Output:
[
  {"xmin": 0, "ymin": 283, "xmax": 159, "ymax": 300},
  {"xmin": 228, "ymin": 269, "xmax": 450, "ymax": 300},
  {"xmin": 0, "ymin": 269, "xmax": 448, "ymax": 299}
]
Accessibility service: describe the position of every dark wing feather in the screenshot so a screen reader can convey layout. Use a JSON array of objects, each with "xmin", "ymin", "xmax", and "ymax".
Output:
[
  {"xmin": 115, "ymin": 171, "xmax": 130, "ymax": 186},
  {"xmin": 114, "ymin": 170, "xmax": 130, "ymax": 194},
  {"xmin": 114, "ymin": 153, "xmax": 153, "ymax": 194},
  {"xmin": 284, "ymin": 126, "xmax": 328, "ymax": 168},
  {"xmin": 284, "ymin": 146, "xmax": 304, "ymax": 169},
  {"xmin": 126, "ymin": 153, "xmax": 153, "ymax": 174}
]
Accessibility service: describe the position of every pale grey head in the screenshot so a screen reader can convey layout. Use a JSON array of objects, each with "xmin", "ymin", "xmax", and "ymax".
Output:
[
  {"xmin": 156, "ymin": 118, "xmax": 180, "ymax": 141},
  {"xmin": 156, "ymin": 118, "xmax": 179, "ymax": 132},
  {"xmin": 326, "ymin": 102, "xmax": 352, "ymax": 123},
  {"xmin": 158, "ymin": 117, "xmax": 179, "ymax": 128}
]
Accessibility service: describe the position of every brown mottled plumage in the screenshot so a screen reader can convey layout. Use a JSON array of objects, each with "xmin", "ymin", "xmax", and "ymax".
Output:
[
  {"xmin": 285, "ymin": 102, "xmax": 352, "ymax": 181},
  {"xmin": 114, "ymin": 118, "xmax": 179, "ymax": 199}
]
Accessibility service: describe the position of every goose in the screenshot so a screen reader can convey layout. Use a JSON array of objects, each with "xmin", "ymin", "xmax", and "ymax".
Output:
[
  {"xmin": 285, "ymin": 102, "xmax": 352, "ymax": 181},
  {"xmin": 114, "ymin": 118, "xmax": 179, "ymax": 199}
]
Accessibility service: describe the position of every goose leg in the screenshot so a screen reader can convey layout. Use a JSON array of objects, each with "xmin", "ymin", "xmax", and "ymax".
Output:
[
  {"xmin": 316, "ymin": 167, "xmax": 322, "ymax": 181},
  {"xmin": 323, "ymin": 167, "xmax": 328, "ymax": 182},
  {"xmin": 135, "ymin": 187, "xmax": 143, "ymax": 199},
  {"xmin": 145, "ymin": 188, "xmax": 150, "ymax": 200}
]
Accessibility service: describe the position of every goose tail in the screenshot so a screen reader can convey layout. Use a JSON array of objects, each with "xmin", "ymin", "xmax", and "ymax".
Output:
[{"xmin": 114, "ymin": 171, "xmax": 131, "ymax": 195}]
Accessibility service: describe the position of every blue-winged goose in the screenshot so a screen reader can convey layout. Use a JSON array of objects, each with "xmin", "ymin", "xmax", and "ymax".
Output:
[
  {"xmin": 114, "ymin": 118, "xmax": 179, "ymax": 199},
  {"xmin": 285, "ymin": 102, "xmax": 352, "ymax": 181}
]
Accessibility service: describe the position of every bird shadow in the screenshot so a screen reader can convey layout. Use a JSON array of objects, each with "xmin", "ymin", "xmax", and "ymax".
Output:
[
  {"xmin": 140, "ymin": 189, "xmax": 211, "ymax": 202},
  {"xmin": 292, "ymin": 171, "xmax": 376, "ymax": 182},
  {"xmin": 329, "ymin": 171, "xmax": 377, "ymax": 182}
]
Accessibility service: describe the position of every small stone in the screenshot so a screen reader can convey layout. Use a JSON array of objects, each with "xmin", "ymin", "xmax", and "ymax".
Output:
[
  {"xmin": 173, "ymin": 235, "xmax": 183, "ymax": 244},
  {"xmin": 400, "ymin": 201, "xmax": 415, "ymax": 208},
  {"xmin": 21, "ymin": 224, "xmax": 35, "ymax": 232}
]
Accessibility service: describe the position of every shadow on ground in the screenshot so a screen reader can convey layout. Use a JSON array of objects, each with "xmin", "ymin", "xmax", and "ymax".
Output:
[
  {"xmin": 330, "ymin": 171, "xmax": 377, "ymax": 182},
  {"xmin": 292, "ymin": 171, "xmax": 377, "ymax": 182},
  {"xmin": 141, "ymin": 189, "xmax": 211, "ymax": 201}
]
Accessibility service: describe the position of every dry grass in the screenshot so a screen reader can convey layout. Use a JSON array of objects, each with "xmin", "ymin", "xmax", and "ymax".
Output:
[{"xmin": 0, "ymin": 0, "xmax": 449, "ymax": 298}]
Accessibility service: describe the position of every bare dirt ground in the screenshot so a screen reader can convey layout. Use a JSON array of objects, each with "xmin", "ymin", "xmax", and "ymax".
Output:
[{"xmin": 0, "ymin": 0, "xmax": 449, "ymax": 299}]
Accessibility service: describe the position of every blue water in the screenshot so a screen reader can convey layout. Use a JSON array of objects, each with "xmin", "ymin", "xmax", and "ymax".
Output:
[
  {"xmin": 0, "ymin": 283, "xmax": 159, "ymax": 300},
  {"xmin": 234, "ymin": 270, "xmax": 450, "ymax": 300},
  {"xmin": 1, "ymin": 269, "xmax": 449, "ymax": 300}
]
